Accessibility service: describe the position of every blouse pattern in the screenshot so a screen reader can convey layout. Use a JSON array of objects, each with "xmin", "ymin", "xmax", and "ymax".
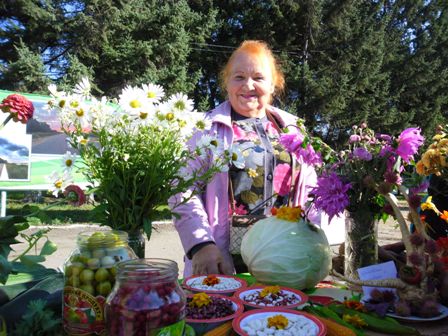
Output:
[{"xmin": 229, "ymin": 116, "xmax": 300, "ymax": 216}]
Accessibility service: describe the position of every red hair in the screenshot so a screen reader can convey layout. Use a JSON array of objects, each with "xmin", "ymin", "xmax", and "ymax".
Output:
[{"xmin": 220, "ymin": 40, "xmax": 285, "ymax": 96}]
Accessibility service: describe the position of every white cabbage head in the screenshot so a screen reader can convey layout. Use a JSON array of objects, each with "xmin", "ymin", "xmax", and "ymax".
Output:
[{"xmin": 240, "ymin": 217, "xmax": 332, "ymax": 290}]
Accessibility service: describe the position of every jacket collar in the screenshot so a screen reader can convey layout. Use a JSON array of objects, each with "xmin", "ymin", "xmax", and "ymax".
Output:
[{"xmin": 207, "ymin": 100, "xmax": 290, "ymax": 129}]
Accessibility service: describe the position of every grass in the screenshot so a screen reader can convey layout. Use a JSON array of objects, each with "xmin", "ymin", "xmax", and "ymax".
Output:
[{"xmin": 7, "ymin": 200, "xmax": 96, "ymax": 225}]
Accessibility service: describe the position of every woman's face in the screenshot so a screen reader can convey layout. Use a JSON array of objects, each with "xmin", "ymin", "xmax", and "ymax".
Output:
[{"xmin": 226, "ymin": 52, "xmax": 275, "ymax": 118}]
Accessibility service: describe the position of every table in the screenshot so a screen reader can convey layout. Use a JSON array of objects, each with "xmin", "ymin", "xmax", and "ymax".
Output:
[{"xmin": 233, "ymin": 274, "xmax": 448, "ymax": 336}]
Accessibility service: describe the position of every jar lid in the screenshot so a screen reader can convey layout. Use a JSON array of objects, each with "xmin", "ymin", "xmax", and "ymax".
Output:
[
  {"xmin": 116, "ymin": 258, "xmax": 179, "ymax": 282},
  {"xmin": 77, "ymin": 229, "xmax": 129, "ymax": 248}
]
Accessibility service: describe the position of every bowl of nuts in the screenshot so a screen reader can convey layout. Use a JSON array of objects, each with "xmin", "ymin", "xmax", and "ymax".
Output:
[
  {"xmin": 234, "ymin": 285, "xmax": 308, "ymax": 310},
  {"xmin": 183, "ymin": 274, "xmax": 247, "ymax": 296},
  {"xmin": 185, "ymin": 292, "xmax": 244, "ymax": 335}
]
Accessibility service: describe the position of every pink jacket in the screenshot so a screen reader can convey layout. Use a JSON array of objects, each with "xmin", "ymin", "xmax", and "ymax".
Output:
[{"xmin": 171, "ymin": 101, "xmax": 320, "ymax": 276}]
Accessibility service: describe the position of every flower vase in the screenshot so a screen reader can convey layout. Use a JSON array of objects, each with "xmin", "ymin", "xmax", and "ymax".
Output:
[
  {"xmin": 128, "ymin": 229, "xmax": 145, "ymax": 258},
  {"xmin": 344, "ymin": 210, "xmax": 379, "ymax": 279}
]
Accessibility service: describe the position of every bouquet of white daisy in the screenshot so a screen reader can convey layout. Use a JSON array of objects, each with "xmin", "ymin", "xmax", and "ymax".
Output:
[{"xmin": 46, "ymin": 78, "xmax": 235, "ymax": 255}]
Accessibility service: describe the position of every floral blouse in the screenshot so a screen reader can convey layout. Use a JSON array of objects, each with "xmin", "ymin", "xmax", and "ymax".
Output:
[{"xmin": 229, "ymin": 110, "xmax": 300, "ymax": 216}]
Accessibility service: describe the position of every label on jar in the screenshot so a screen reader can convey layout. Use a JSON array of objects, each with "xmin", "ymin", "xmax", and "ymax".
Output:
[{"xmin": 63, "ymin": 286, "xmax": 106, "ymax": 335}]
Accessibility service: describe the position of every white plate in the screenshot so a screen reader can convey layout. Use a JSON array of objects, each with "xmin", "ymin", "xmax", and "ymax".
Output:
[{"xmin": 386, "ymin": 303, "xmax": 448, "ymax": 322}]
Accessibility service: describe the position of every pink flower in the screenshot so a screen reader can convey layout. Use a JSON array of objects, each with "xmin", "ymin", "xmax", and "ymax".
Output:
[
  {"xmin": 280, "ymin": 133, "xmax": 322, "ymax": 166},
  {"xmin": 312, "ymin": 172, "xmax": 351, "ymax": 221},
  {"xmin": 352, "ymin": 147, "xmax": 372, "ymax": 161},
  {"xmin": 273, "ymin": 163, "xmax": 298, "ymax": 196},
  {"xmin": 0, "ymin": 94, "xmax": 34, "ymax": 124},
  {"xmin": 296, "ymin": 143, "xmax": 323, "ymax": 166},
  {"xmin": 63, "ymin": 184, "xmax": 86, "ymax": 206},
  {"xmin": 279, "ymin": 133, "xmax": 304, "ymax": 153},
  {"xmin": 349, "ymin": 135, "xmax": 361, "ymax": 143},
  {"xmin": 396, "ymin": 128, "xmax": 424, "ymax": 163}
]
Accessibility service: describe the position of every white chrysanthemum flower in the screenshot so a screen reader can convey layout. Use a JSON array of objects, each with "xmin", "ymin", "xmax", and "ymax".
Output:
[
  {"xmin": 48, "ymin": 84, "xmax": 66, "ymax": 98},
  {"xmin": 47, "ymin": 170, "xmax": 73, "ymax": 197},
  {"xmin": 90, "ymin": 96, "xmax": 115, "ymax": 129},
  {"xmin": 118, "ymin": 86, "xmax": 148, "ymax": 115},
  {"xmin": 76, "ymin": 135, "xmax": 89, "ymax": 146},
  {"xmin": 73, "ymin": 77, "xmax": 92, "ymax": 99},
  {"xmin": 197, "ymin": 134, "xmax": 219, "ymax": 150},
  {"xmin": 195, "ymin": 117, "xmax": 212, "ymax": 131},
  {"xmin": 62, "ymin": 151, "xmax": 76, "ymax": 171},
  {"xmin": 135, "ymin": 103, "xmax": 156, "ymax": 124},
  {"xmin": 167, "ymin": 93, "xmax": 194, "ymax": 112},
  {"xmin": 226, "ymin": 144, "xmax": 245, "ymax": 169},
  {"xmin": 141, "ymin": 83, "xmax": 165, "ymax": 104}
]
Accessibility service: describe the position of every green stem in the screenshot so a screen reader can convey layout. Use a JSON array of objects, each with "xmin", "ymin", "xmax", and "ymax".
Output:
[
  {"xmin": 11, "ymin": 236, "xmax": 41, "ymax": 262},
  {"xmin": 0, "ymin": 114, "xmax": 13, "ymax": 131}
]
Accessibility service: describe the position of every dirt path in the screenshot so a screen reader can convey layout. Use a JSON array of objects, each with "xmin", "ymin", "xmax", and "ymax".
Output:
[
  {"xmin": 10, "ymin": 222, "xmax": 186, "ymax": 275},
  {"xmin": 10, "ymin": 214, "xmax": 405, "ymax": 278}
]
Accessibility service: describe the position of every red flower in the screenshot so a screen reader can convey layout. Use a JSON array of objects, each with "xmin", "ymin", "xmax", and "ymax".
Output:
[
  {"xmin": 0, "ymin": 94, "xmax": 34, "ymax": 124},
  {"xmin": 436, "ymin": 237, "xmax": 448, "ymax": 253},
  {"xmin": 63, "ymin": 184, "xmax": 86, "ymax": 206}
]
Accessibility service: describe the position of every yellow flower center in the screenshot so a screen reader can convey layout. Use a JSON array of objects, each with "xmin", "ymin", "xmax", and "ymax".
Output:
[
  {"xmin": 147, "ymin": 91, "xmax": 156, "ymax": 98},
  {"xmin": 79, "ymin": 138, "xmax": 88, "ymax": 145},
  {"xmin": 210, "ymin": 140, "xmax": 218, "ymax": 147},
  {"xmin": 140, "ymin": 111, "xmax": 148, "ymax": 120},
  {"xmin": 343, "ymin": 314, "xmax": 367, "ymax": 328},
  {"xmin": 196, "ymin": 120, "xmax": 206, "ymax": 130},
  {"xmin": 70, "ymin": 100, "xmax": 79, "ymax": 108},
  {"xmin": 260, "ymin": 285, "xmax": 281, "ymax": 298},
  {"xmin": 130, "ymin": 100, "xmax": 141, "ymax": 108},
  {"xmin": 178, "ymin": 120, "xmax": 187, "ymax": 128},
  {"xmin": 275, "ymin": 206, "xmax": 303, "ymax": 221},
  {"xmin": 231, "ymin": 152, "xmax": 238, "ymax": 161},
  {"xmin": 189, "ymin": 293, "xmax": 212, "ymax": 308},
  {"xmin": 174, "ymin": 100, "xmax": 185, "ymax": 110},
  {"xmin": 267, "ymin": 315, "xmax": 289, "ymax": 330},
  {"xmin": 54, "ymin": 180, "xmax": 63, "ymax": 189},
  {"xmin": 65, "ymin": 159, "xmax": 73, "ymax": 167},
  {"xmin": 166, "ymin": 113, "xmax": 175, "ymax": 121},
  {"xmin": 202, "ymin": 275, "xmax": 220, "ymax": 286},
  {"xmin": 76, "ymin": 108, "xmax": 84, "ymax": 117},
  {"xmin": 58, "ymin": 99, "xmax": 66, "ymax": 108}
]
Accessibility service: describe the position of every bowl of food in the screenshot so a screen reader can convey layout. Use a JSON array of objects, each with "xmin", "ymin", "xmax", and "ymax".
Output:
[
  {"xmin": 233, "ymin": 308, "xmax": 326, "ymax": 336},
  {"xmin": 186, "ymin": 292, "xmax": 244, "ymax": 335},
  {"xmin": 183, "ymin": 274, "xmax": 247, "ymax": 296},
  {"xmin": 234, "ymin": 285, "xmax": 308, "ymax": 310}
]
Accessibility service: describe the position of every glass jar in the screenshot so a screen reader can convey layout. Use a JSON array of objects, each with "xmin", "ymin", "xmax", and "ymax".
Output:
[
  {"xmin": 63, "ymin": 229, "xmax": 136, "ymax": 336},
  {"xmin": 105, "ymin": 258, "xmax": 186, "ymax": 335}
]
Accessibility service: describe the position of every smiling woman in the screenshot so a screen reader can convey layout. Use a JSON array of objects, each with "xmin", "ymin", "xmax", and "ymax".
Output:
[{"xmin": 171, "ymin": 40, "xmax": 322, "ymax": 277}]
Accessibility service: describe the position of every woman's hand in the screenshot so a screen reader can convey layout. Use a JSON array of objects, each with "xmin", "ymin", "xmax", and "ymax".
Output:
[{"xmin": 191, "ymin": 244, "xmax": 233, "ymax": 275}]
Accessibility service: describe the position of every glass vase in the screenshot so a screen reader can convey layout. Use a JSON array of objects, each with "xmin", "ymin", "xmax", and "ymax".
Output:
[
  {"xmin": 344, "ymin": 210, "xmax": 379, "ymax": 279},
  {"xmin": 128, "ymin": 229, "xmax": 146, "ymax": 258}
]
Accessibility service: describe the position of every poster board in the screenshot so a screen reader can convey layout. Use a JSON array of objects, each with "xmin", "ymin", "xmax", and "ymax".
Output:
[{"xmin": 0, "ymin": 90, "xmax": 87, "ymax": 190}]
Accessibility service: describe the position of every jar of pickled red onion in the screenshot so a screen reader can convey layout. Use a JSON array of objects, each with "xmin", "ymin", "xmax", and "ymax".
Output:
[{"xmin": 105, "ymin": 258, "xmax": 186, "ymax": 335}]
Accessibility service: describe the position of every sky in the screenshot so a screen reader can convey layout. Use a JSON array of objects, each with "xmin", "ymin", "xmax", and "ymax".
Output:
[{"xmin": 0, "ymin": 136, "xmax": 31, "ymax": 163}]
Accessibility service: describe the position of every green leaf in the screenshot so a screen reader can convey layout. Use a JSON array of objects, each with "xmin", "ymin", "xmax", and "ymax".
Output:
[
  {"xmin": 143, "ymin": 218, "xmax": 152, "ymax": 241},
  {"xmin": 0, "ymin": 216, "xmax": 29, "ymax": 239},
  {"xmin": 0, "ymin": 255, "xmax": 12, "ymax": 284},
  {"xmin": 39, "ymin": 240, "xmax": 57, "ymax": 256},
  {"xmin": 19, "ymin": 255, "xmax": 46, "ymax": 266}
]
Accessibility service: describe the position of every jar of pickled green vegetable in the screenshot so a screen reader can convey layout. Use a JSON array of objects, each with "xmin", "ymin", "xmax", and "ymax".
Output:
[{"xmin": 63, "ymin": 230, "xmax": 136, "ymax": 335}]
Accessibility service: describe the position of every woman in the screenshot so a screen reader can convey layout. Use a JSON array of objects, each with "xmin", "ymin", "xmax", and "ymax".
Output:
[{"xmin": 172, "ymin": 40, "xmax": 320, "ymax": 276}]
